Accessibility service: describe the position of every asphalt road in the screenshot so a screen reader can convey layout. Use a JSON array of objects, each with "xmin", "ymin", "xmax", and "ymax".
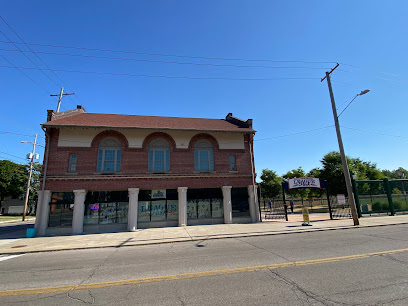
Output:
[{"xmin": 1, "ymin": 224, "xmax": 408, "ymax": 305}]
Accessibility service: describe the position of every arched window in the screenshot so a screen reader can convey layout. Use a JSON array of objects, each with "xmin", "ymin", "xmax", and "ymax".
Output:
[
  {"xmin": 148, "ymin": 138, "xmax": 170, "ymax": 172},
  {"xmin": 194, "ymin": 139, "xmax": 214, "ymax": 171},
  {"xmin": 97, "ymin": 138, "xmax": 121, "ymax": 172}
]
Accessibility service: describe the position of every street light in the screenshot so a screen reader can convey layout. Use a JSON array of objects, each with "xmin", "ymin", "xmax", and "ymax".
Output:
[
  {"xmin": 323, "ymin": 68, "xmax": 370, "ymax": 226},
  {"xmin": 21, "ymin": 135, "xmax": 40, "ymax": 221}
]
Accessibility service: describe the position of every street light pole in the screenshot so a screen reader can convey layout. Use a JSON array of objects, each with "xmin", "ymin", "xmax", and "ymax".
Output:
[
  {"xmin": 21, "ymin": 134, "xmax": 39, "ymax": 221},
  {"xmin": 323, "ymin": 67, "xmax": 360, "ymax": 226}
]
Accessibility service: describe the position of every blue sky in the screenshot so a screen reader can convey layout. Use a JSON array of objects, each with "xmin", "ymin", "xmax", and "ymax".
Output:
[{"xmin": 1, "ymin": 1, "xmax": 407, "ymax": 178}]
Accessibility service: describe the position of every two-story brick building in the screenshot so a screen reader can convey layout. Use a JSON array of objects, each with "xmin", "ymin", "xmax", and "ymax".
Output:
[{"xmin": 35, "ymin": 106, "xmax": 259, "ymax": 236}]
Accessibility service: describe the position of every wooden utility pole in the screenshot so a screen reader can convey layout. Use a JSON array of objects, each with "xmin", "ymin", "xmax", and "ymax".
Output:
[
  {"xmin": 322, "ymin": 63, "xmax": 359, "ymax": 226},
  {"xmin": 22, "ymin": 134, "xmax": 39, "ymax": 221},
  {"xmin": 50, "ymin": 87, "xmax": 74, "ymax": 112}
]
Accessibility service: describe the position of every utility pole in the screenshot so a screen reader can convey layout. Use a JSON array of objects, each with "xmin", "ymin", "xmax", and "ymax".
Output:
[
  {"xmin": 321, "ymin": 63, "xmax": 360, "ymax": 226},
  {"xmin": 21, "ymin": 134, "xmax": 39, "ymax": 221},
  {"xmin": 50, "ymin": 87, "xmax": 74, "ymax": 112}
]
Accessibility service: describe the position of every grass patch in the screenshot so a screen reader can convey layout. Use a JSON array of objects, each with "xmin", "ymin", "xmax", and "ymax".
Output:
[{"xmin": 0, "ymin": 215, "xmax": 35, "ymax": 222}]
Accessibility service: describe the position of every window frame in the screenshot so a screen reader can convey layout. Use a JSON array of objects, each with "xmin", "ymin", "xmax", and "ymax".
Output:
[
  {"xmin": 68, "ymin": 154, "xmax": 77, "ymax": 173},
  {"xmin": 194, "ymin": 139, "xmax": 214, "ymax": 172},
  {"xmin": 97, "ymin": 138, "xmax": 122, "ymax": 173},
  {"xmin": 229, "ymin": 154, "xmax": 237, "ymax": 171},
  {"xmin": 148, "ymin": 138, "xmax": 170, "ymax": 173}
]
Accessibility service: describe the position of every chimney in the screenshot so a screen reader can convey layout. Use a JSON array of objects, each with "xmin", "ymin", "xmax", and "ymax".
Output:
[{"xmin": 47, "ymin": 109, "xmax": 55, "ymax": 122}]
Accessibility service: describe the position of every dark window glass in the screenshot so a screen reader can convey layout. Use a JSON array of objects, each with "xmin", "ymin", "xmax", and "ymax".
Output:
[
  {"xmin": 231, "ymin": 187, "xmax": 250, "ymax": 217},
  {"xmin": 68, "ymin": 154, "xmax": 77, "ymax": 173},
  {"xmin": 48, "ymin": 192, "xmax": 74, "ymax": 227},
  {"xmin": 229, "ymin": 155, "xmax": 236, "ymax": 171}
]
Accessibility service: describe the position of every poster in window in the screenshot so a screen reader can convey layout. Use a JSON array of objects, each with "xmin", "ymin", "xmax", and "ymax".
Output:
[
  {"xmin": 211, "ymin": 199, "xmax": 223, "ymax": 218},
  {"xmin": 99, "ymin": 202, "xmax": 116, "ymax": 224},
  {"xmin": 138, "ymin": 201, "xmax": 150, "ymax": 222},
  {"xmin": 197, "ymin": 199, "xmax": 211, "ymax": 218},
  {"xmin": 151, "ymin": 200, "xmax": 166, "ymax": 221},
  {"xmin": 187, "ymin": 200, "xmax": 197, "ymax": 219},
  {"xmin": 167, "ymin": 200, "xmax": 178, "ymax": 220},
  {"xmin": 116, "ymin": 202, "xmax": 128, "ymax": 223}
]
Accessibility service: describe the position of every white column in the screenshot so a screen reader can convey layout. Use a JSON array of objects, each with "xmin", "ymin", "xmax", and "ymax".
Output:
[
  {"xmin": 178, "ymin": 187, "xmax": 188, "ymax": 227},
  {"xmin": 36, "ymin": 190, "xmax": 51, "ymax": 236},
  {"xmin": 128, "ymin": 188, "xmax": 139, "ymax": 231},
  {"xmin": 72, "ymin": 189, "xmax": 86, "ymax": 235},
  {"xmin": 222, "ymin": 186, "xmax": 233, "ymax": 224},
  {"xmin": 34, "ymin": 190, "xmax": 44, "ymax": 231},
  {"xmin": 248, "ymin": 185, "xmax": 260, "ymax": 223}
]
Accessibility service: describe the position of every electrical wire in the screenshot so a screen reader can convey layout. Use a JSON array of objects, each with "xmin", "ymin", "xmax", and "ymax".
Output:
[
  {"xmin": 0, "ymin": 55, "xmax": 51, "ymax": 94},
  {"xmin": 254, "ymin": 126, "xmax": 334, "ymax": 141},
  {"xmin": 0, "ymin": 30, "xmax": 61, "ymax": 89},
  {"xmin": 0, "ymin": 48, "xmax": 332, "ymax": 70},
  {"xmin": 0, "ymin": 65, "xmax": 320, "ymax": 81},
  {"xmin": 342, "ymin": 126, "xmax": 408, "ymax": 139},
  {"xmin": 0, "ymin": 151, "xmax": 27, "ymax": 161},
  {"xmin": 0, "ymin": 40, "xmax": 338, "ymax": 64},
  {"xmin": 0, "ymin": 16, "xmax": 79, "ymax": 107},
  {"xmin": 0, "ymin": 130, "xmax": 45, "ymax": 139}
]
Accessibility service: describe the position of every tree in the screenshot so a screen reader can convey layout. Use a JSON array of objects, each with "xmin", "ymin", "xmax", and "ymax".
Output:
[
  {"xmin": 259, "ymin": 169, "xmax": 282, "ymax": 199},
  {"xmin": 0, "ymin": 160, "xmax": 27, "ymax": 209},
  {"xmin": 319, "ymin": 151, "xmax": 384, "ymax": 196}
]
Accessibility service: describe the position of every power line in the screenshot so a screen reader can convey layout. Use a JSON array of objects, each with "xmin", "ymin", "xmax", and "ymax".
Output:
[
  {"xmin": 254, "ymin": 125, "xmax": 334, "ymax": 141},
  {"xmin": 0, "ymin": 151, "xmax": 27, "ymax": 161},
  {"xmin": 0, "ymin": 29, "xmax": 61, "ymax": 90},
  {"xmin": 0, "ymin": 130, "xmax": 45, "ymax": 139},
  {"xmin": 0, "ymin": 16, "xmax": 79, "ymax": 107},
  {"xmin": 0, "ymin": 155, "xmax": 23, "ymax": 164},
  {"xmin": 342, "ymin": 126, "xmax": 408, "ymax": 139},
  {"xmin": 0, "ymin": 40, "xmax": 338, "ymax": 64},
  {"xmin": 0, "ymin": 55, "xmax": 51, "ymax": 94},
  {"xmin": 0, "ymin": 48, "xmax": 332, "ymax": 70},
  {"xmin": 0, "ymin": 65, "xmax": 320, "ymax": 81}
]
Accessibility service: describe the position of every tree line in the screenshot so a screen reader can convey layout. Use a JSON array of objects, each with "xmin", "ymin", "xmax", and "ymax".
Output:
[
  {"xmin": 0, "ymin": 160, "xmax": 41, "ymax": 213},
  {"xmin": 260, "ymin": 151, "xmax": 408, "ymax": 200}
]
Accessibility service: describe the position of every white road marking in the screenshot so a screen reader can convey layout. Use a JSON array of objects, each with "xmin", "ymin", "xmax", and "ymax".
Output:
[{"xmin": 0, "ymin": 254, "xmax": 24, "ymax": 262}]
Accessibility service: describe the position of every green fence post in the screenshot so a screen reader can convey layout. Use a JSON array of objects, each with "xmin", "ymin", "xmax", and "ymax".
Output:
[
  {"xmin": 384, "ymin": 178, "xmax": 395, "ymax": 216},
  {"xmin": 352, "ymin": 179, "xmax": 362, "ymax": 218}
]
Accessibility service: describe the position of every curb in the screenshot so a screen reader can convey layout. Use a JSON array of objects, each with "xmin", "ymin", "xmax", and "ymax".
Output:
[{"xmin": 1, "ymin": 221, "xmax": 408, "ymax": 255}]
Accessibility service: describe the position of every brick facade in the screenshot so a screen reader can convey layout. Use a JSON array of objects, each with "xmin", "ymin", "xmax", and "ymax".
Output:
[{"xmin": 36, "ymin": 108, "xmax": 258, "ymax": 235}]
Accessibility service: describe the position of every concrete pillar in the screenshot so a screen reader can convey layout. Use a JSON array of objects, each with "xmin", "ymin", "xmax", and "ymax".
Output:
[
  {"xmin": 36, "ymin": 190, "xmax": 51, "ymax": 236},
  {"xmin": 72, "ymin": 189, "xmax": 86, "ymax": 235},
  {"xmin": 127, "ymin": 188, "xmax": 139, "ymax": 231},
  {"xmin": 177, "ymin": 187, "xmax": 188, "ymax": 226},
  {"xmin": 248, "ymin": 185, "xmax": 260, "ymax": 223},
  {"xmin": 222, "ymin": 186, "xmax": 233, "ymax": 224}
]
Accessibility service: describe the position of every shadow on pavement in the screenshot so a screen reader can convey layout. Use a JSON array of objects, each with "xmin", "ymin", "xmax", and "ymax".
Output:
[{"xmin": 0, "ymin": 222, "xmax": 34, "ymax": 239}]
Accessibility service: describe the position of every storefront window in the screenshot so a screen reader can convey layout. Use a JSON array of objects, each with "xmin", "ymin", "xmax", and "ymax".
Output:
[
  {"xmin": 231, "ymin": 187, "xmax": 250, "ymax": 217},
  {"xmin": 49, "ymin": 192, "xmax": 74, "ymax": 227},
  {"xmin": 151, "ymin": 200, "xmax": 166, "ymax": 221},
  {"xmin": 211, "ymin": 199, "xmax": 223, "ymax": 218},
  {"xmin": 137, "ymin": 189, "xmax": 178, "ymax": 222},
  {"xmin": 167, "ymin": 200, "xmax": 178, "ymax": 221},
  {"xmin": 187, "ymin": 188, "xmax": 223, "ymax": 219},
  {"xmin": 84, "ymin": 191, "xmax": 128, "ymax": 225},
  {"xmin": 138, "ymin": 201, "xmax": 150, "ymax": 222}
]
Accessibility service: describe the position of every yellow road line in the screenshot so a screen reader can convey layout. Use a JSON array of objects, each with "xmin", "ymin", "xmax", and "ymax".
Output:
[{"xmin": 1, "ymin": 247, "xmax": 407, "ymax": 297}]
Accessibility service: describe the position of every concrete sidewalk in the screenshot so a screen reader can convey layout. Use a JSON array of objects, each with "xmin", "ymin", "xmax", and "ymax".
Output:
[{"xmin": 1, "ymin": 215, "xmax": 407, "ymax": 255}]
